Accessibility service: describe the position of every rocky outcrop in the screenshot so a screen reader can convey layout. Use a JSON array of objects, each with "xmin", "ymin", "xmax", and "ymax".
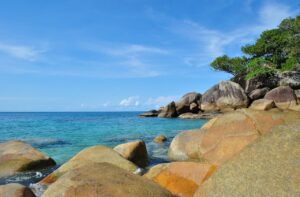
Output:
[
  {"xmin": 278, "ymin": 70, "xmax": 300, "ymax": 89},
  {"xmin": 235, "ymin": 71, "xmax": 300, "ymax": 94},
  {"xmin": 201, "ymin": 81, "xmax": 249, "ymax": 112},
  {"xmin": 40, "ymin": 145, "xmax": 137, "ymax": 184},
  {"xmin": 249, "ymin": 99, "xmax": 275, "ymax": 111},
  {"xmin": 153, "ymin": 135, "xmax": 167, "ymax": 143},
  {"xmin": 140, "ymin": 93, "xmax": 203, "ymax": 118},
  {"xmin": 264, "ymin": 86, "xmax": 298, "ymax": 109},
  {"xmin": 42, "ymin": 162, "xmax": 172, "ymax": 197},
  {"xmin": 175, "ymin": 92, "xmax": 201, "ymax": 114},
  {"xmin": 244, "ymin": 74, "xmax": 279, "ymax": 94},
  {"xmin": 144, "ymin": 162, "xmax": 216, "ymax": 197},
  {"xmin": 248, "ymin": 87, "xmax": 269, "ymax": 100},
  {"xmin": 0, "ymin": 141, "xmax": 56, "ymax": 178},
  {"xmin": 195, "ymin": 114, "xmax": 300, "ymax": 197},
  {"xmin": 139, "ymin": 110, "xmax": 159, "ymax": 117},
  {"xmin": 158, "ymin": 101, "xmax": 177, "ymax": 118},
  {"xmin": 114, "ymin": 140, "xmax": 148, "ymax": 168},
  {"xmin": 0, "ymin": 183, "xmax": 35, "ymax": 197},
  {"xmin": 168, "ymin": 109, "xmax": 300, "ymax": 166},
  {"xmin": 178, "ymin": 112, "xmax": 220, "ymax": 119}
]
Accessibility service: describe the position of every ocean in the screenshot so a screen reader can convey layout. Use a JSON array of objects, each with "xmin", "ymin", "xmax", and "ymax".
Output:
[{"xmin": 0, "ymin": 112, "xmax": 207, "ymax": 185}]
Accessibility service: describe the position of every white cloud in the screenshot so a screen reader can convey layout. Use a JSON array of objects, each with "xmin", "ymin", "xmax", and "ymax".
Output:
[
  {"xmin": 171, "ymin": 2, "xmax": 297, "ymax": 68},
  {"xmin": 79, "ymin": 43, "xmax": 169, "ymax": 77},
  {"xmin": 0, "ymin": 43, "xmax": 43, "ymax": 61},
  {"xmin": 97, "ymin": 44, "xmax": 169, "ymax": 57},
  {"xmin": 258, "ymin": 2, "xmax": 293, "ymax": 30},
  {"xmin": 102, "ymin": 102, "xmax": 111, "ymax": 107},
  {"xmin": 119, "ymin": 96, "xmax": 140, "ymax": 107}
]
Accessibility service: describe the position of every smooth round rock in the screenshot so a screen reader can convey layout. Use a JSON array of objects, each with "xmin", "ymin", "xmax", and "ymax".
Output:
[
  {"xmin": 114, "ymin": 140, "xmax": 148, "ymax": 168},
  {"xmin": 153, "ymin": 135, "xmax": 167, "ymax": 143},
  {"xmin": 0, "ymin": 141, "xmax": 56, "ymax": 178},
  {"xmin": 40, "ymin": 145, "xmax": 137, "ymax": 184},
  {"xmin": 42, "ymin": 162, "xmax": 173, "ymax": 197}
]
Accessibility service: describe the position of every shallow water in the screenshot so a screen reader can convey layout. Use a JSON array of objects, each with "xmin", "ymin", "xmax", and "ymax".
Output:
[{"xmin": 0, "ymin": 112, "xmax": 207, "ymax": 185}]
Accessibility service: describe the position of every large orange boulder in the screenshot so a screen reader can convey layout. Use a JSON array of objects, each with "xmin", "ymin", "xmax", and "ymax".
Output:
[
  {"xmin": 168, "ymin": 109, "xmax": 300, "ymax": 166},
  {"xmin": 42, "ymin": 162, "xmax": 172, "ymax": 197},
  {"xmin": 144, "ymin": 162, "xmax": 216, "ymax": 197},
  {"xmin": 195, "ymin": 114, "xmax": 300, "ymax": 197},
  {"xmin": 0, "ymin": 141, "xmax": 55, "ymax": 178},
  {"xmin": 40, "ymin": 145, "xmax": 137, "ymax": 184}
]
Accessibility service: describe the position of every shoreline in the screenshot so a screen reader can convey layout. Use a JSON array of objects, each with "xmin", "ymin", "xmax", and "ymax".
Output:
[{"xmin": 1, "ymin": 72, "xmax": 300, "ymax": 196}]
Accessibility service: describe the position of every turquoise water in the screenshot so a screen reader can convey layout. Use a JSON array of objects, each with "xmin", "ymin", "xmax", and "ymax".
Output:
[
  {"xmin": 0, "ymin": 112, "xmax": 207, "ymax": 192},
  {"xmin": 0, "ymin": 112, "xmax": 206, "ymax": 166}
]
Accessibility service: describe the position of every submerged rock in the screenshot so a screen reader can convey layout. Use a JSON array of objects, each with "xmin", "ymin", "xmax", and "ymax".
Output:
[
  {"xmin": 264, "ymin": 86, "xmax": 298, "ymax": 109},
  {"xmin": 0, "ymin": 141, "xmax": 56, "ymax": 178},
  {"xmin": 139, "ymin": 110, "xmax": 159, "ymax": 117},
  {"xmin": 178, "ymin": 112, "xmax": 220, "ymax": 119},
  {"xmin": 168, "ymin": 109, "xmax": 300, "ymax": 166},
  {"xmin": 153, "ymin": 135, "xmax": 167, "ymax": 143},
  {"xmin": 42, "ymin": 162, "xmax": 172, "ymax": 197},
  {"xmin": 201, "ymin": 81, "xmax": 249, "ymax": 112},
  {"xmin": 40, "ymin": 145, "xmax": 137, "ymax": 184},
  {"xmin": 195, "ymin": 114, "xmax": 300, "ymax": 197},
  {"xmin": 114, "ymin": 140, "xmax": 148, "ymax": 168},
  {"xmin": 144, "ymin": 162, "xmax": 216, "ymax": 197},
  {"xmin": 0, "ymin": 183, "xmax": 36, "ymax": 197}
]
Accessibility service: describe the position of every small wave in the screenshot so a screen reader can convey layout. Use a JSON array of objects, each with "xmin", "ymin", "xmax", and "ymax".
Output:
[
  {"xmin": 102, "ymin": 135, "xmax": 154, "ymax": 144},
  {"xmin": 0, "ymin": 165, "xmax": 57, "ymax": 186},
  {"xmin": 22, "ymin": 138, "xmax": 70, "ymax": 148},
  {"xmin": 30, "ymin": 183, "xmax": 48, "ymax": 197}
]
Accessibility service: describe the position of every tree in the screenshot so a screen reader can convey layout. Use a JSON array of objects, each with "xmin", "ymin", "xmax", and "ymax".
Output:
[
  {"xmin": 210, "ymin": 55, "xmax": 247, "ymax": 75},
  {"xmin": 210, "ymin": 15, "xmax": 300, "ymax": 79}
]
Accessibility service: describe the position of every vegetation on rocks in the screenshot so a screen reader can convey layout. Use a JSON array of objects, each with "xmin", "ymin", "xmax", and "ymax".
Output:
[{"xmin": 210, "ymin": 15, "xmax": 300, "ymax": 79}]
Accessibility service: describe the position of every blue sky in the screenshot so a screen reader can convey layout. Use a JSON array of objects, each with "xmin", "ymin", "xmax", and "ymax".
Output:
[{"xmin": 0, "ymin": 0, "xmax": 299, "ymax": 111}]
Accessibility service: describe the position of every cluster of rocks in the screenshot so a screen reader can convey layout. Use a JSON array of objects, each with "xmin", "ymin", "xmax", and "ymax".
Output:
[
  {"xmin": 1, "ymin": 70, "xmax": 300, "ymax": 197},
  {"xmin": 146, "ymin": 109, "xmax": 300, "ymax": 197},
  {"xmin": 0, "ymin": 136, "xmax": 170, "ymax": 197},
  {"xmin": 140, "ymin": 70, "xmax": 300, "ymax": 119},
  {"xmin": 1, "ymin": 108, "xmax": 300, "ymax": 197}
]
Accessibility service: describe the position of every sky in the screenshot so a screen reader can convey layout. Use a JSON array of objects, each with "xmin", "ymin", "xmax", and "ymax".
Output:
[{"xmin": 0, "ymin": 0, "xmax": 299, "ymax": 111}]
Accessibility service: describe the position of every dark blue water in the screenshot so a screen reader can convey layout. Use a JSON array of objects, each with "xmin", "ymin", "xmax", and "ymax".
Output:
[{"xmin": 0, "ymin": 112, "xmax": 207, "ymax": 185}]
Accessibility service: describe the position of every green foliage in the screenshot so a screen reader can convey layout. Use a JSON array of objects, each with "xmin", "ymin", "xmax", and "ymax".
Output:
[
  {"xmin": 245, "ymin": 58, "xmax": 276, "ymax": 80},
  {"xmin": 281, "ymin": 58, "xmax": 298, "ymax": 71},
  {"xmin": 210, "ymin": 55, "xmax": 247, "ymax": 75},
  {"xmin": 210, "ymin": 15, "xmax": 300, "ymax": 79}
]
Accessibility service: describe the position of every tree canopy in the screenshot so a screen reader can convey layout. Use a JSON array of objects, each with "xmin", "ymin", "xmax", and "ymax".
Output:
[{"xmin": 210, "ymin": 15, "xmax": 300, "ymax": 79}]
